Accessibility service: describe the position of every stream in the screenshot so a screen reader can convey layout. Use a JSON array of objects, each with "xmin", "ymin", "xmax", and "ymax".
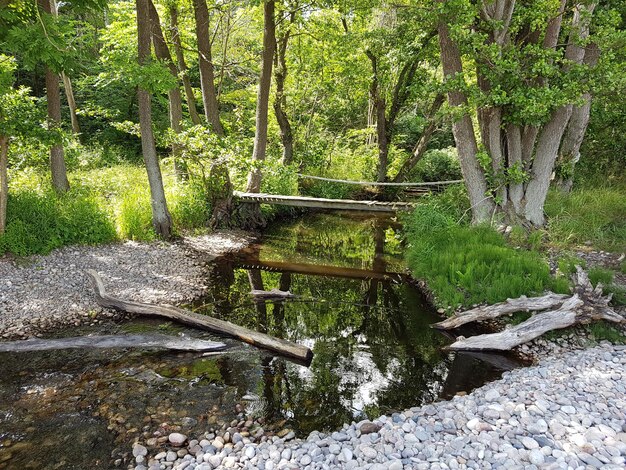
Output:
[{"xmin": 0, "ymin": 212, "xmax": 523, "ymax": 469}]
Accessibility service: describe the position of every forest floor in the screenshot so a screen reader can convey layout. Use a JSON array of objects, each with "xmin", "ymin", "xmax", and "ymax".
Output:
[{"xmin": 0, "ymin": 230, "xmax": 254, "ymax": 340}]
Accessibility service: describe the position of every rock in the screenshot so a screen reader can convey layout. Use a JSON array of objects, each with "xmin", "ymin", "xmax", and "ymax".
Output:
[
  {"xmin": 528, "ymin": 449, "xmax": 545, "ymax": 465},
  {"xmin": 520, "ymin": 437, "xmax": 539, "ymax": 450},
  {"xmin": 132, "ymin": 444, "xmax": 148, "ymax": 457},
  {"xmin": 360, "ymin": 422, "xmax": 382, "ymax": 435},
  {"xmin": 168, "ymin": 433, "xmax": 187, "ymax": 447},
  {"xmin": 484, "ymin": 389, "xmax": 500, "ymax": 402}
]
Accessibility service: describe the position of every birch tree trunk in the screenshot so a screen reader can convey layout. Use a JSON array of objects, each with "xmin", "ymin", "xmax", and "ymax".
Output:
[
  {"xmin": 192, "ymin": 0, "xmax": 224, "ymax": 135},
  {"xmin": 136, "ymin": 0, "xmax": 173, "ymax": 239}
]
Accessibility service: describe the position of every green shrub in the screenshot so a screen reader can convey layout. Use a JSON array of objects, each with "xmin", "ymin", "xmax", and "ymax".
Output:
[
  {"xmin": 557, "ymin": 254, "xmax": 586, "ymax": 275},
  {"xmin": 405, "ymin": 206, "xmax": 570, "ymax": 309},
  {"xmin": 410, "ymin": 147, "xmax": 462, "ymax": 183},
  {"xmin": 589, "ymin": 322, "xmax": 626, "ymax": 344}
]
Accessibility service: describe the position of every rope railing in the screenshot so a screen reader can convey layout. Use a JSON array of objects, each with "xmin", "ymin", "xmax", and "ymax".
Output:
[{"xmin": 296, "ymin": 174, "xmax": 463, "ymax": 187}]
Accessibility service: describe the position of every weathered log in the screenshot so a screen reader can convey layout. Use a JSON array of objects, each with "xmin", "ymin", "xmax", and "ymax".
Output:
[
  {"xmin": 86, "ymin": 270, "xmax": 313, "ymax": 363},
  {"xmin": 0, "ymin": 334, "xmax": 227, "ymax": 353},
  {"xmin": 250, "ymin": 289, "xmax": 296, "ymax": 299},
  {"xmin": 444, "ymin": 267, "xmax": 624, "ymax": 351},
  {"xmin": 433, "ymin": 293, "xmax": 570, "ymax": 329}
]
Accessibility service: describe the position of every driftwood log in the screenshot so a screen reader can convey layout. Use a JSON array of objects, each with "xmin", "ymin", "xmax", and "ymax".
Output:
[
  {"xmin": 436, "ymin": 267, "xmax": 625, "ymax": 351},
  {"xmin": 250, "ymin": 289, "xmax": 296, "ymax": 299},
  {"xmin": 0, "ymin": 334, "xmax": 226, "ymax": 353},
  {"xmin": 86, "ymin": 270, "xmax": 313, "ymax": 363}
]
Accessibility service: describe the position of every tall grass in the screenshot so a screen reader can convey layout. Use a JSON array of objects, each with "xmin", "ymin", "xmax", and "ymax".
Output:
[
  {"xmin": 545, "ymin": 186, "xmax": 626, "ymax": 251},
  {"xmin": 405, "ymin": 205, "xmax": 570, "ymax": 309},
  {"xmin": 0, "ymin": 164, "xmax": 212, "ymax": 255}
]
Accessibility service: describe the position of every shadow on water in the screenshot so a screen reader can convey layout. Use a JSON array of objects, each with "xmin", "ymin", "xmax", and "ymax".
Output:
[{"xmin": 0, "ymin": 211, "xmax": 523, "ymax": 468}]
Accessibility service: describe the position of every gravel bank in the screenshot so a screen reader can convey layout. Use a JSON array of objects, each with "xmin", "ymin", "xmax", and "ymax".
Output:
[
  {"xmin": 0, "ymin": 231, "xmax": 253, "ymax": 339},
  {"xmin": 133, "ymin": 344, "xmax": 626, "ymax": 470}
]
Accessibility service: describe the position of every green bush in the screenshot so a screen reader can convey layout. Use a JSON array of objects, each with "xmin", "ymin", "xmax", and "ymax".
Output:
[
  {"xmin": 410, "ymin": 147, "xmax": 462, "ymax": 183},
  {"xmin": 405, "ymin": 205, "xmax": 570, "ymax": 309},
  {"xmin": 0, "ymin": 162, "xmax": 214, "ymax": 255}
]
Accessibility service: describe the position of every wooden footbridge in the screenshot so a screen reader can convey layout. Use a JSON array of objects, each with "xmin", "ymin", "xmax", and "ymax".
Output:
[
  {"xmin": 234, "ymin": 175, "xmax": 462, "ymax": 213},
  {"xmin": 234, "ymin": 191, "xmax": 416, "ymax": 213}
]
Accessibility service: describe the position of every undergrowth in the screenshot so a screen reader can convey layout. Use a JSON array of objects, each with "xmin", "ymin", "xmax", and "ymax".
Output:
[
  {"xmin": 545, "ymin": 186, "xmax": 626, "ymax": 251},
  {"xmin": 0, "ymin": 165, "xmax": 212, "ymax": 255},
  {"xmin": 405, "ymin": 205, "xmax": 570, "ymax": 310}
]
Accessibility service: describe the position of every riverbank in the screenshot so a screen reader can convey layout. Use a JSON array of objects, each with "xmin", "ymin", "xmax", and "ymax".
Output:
[
  {"xmin": 131, "ymin": 344, "xmax": 626, "ymax": 470},
  {"xmin": 0, "ymin": 230, "xmax": 254, "ymax": 340}
]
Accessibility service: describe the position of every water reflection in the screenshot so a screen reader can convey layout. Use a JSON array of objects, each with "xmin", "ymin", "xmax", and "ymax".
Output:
[
  {"xmin": 0, "ymin": 212, "xmax": 522, "ymax": 468},
  {"xmin": 189, "ymin": 212, "xmax": 520, "ymax": 434}
]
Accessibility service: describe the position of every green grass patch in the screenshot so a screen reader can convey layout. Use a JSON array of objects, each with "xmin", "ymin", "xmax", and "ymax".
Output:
[
  {"xmin": 0, "ymin": 164, "xmax": 212, "ymax": 255},
  {"xmin": 588, "ymin": 267, "xmax": 614, "ymax": 287},
  {"xmin": 405, "ymin": 205, "xmax": 570, "ymax": 309},
  {"xmin": 545, "ymin": 186, "xmax": 626, "ymax": 251},
  {"xmin": 588, "ymin": 322, "xmax": 626, "ymax": 344}
]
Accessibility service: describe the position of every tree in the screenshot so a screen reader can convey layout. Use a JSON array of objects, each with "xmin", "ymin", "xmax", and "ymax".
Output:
[
  {"xmin": 166, "ymin": 1, "xmax": 202, "ymax": 125},
  {"xmin": 136, "ymin": 0, "xmax": 173, "ymax": 238},
  {"xmin": 148, "ymin": 0, "xmax": 185, "ymax": 168},
  {"xmin": 192, "ymin": 0, "xmax": 224, "ymax": 134},
  {"xmin": 273, "ymin": 7, "xmax": 295, "ymax": 165},
  {"xmin": 437, "ymin": 0, "xmax": 599, "ymax": 225},
  {"xmin": 246, "ymin": 0, "xmax": 276, "ymax": 192},
  {"xmin": 37, "ymin": 0, "xmax": 70, "ymax": 192}
]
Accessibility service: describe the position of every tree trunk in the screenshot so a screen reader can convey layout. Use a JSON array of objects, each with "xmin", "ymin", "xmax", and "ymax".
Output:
[
  {"xmin": 192, "ymin": 0, "xmax": 224, "ymax": 135},
  {"xmin": 136, "ymin": 0, "xmax": 173, "ymax": 239},
  {"xmin": 246, "ymin": 0, "xmax": 276, "ymax": 193},
  {"xmin": 556, "ymin": 43, "xmax": 600, "ymax": 192},
  {"xmin": 365, "ymin": 51, "xmax": 388, "ymax": 183},
  {"xmin": 0, "ymin": 135, "xmax": 8, "ymax": 235},
  {"xmin": 50, "ymin": 0, "xmax": 80, "ymax": 135},
  {"xmin": 148, "ymin": 0, "xmax": 185, "ymax": 173},
  {"xmin": 273, "ymin": 12, "xmax": 295, "ymax": 165},
  {"xmin": 43, "ymin": 65, "xmax": 70, "ymax": 192},
  {"xmin": 39, "ymin": 0, "xmax": 69, "ymax": 192},
  {"xmin": 437, "ymin": 18, "xmax": 493, "ymax": 223},
  {"xmin": 168, "ymin": 3, "xmax": 202, "ymax": 126},
  {"xmin": 61, "ymin": 73, "xmax": 80, "ymax": 134}
]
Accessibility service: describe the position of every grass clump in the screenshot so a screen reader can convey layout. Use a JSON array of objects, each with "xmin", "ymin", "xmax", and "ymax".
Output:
[
  {"xmin": 545, "ymin": 186, "xmax": 626, "ymax": 251},
  {"xmin": 405, "ymin": 205, "xmax": 570, "ymax": 309},
  {"xmin": 0, "ymin": 164, "xmax": 213, "ymax": 255},
  {"xmin": 588, "ymin": 322, "xmax": 626, "ymax": 344}
]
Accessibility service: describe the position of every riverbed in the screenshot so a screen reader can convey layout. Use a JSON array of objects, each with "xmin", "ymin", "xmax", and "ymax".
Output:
[{"xmin": 0, "ymin": 212, "xmax": 522, "ymax": 468}]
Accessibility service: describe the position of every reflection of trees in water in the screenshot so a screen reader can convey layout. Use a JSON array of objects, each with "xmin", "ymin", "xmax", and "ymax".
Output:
[{"xmin": 192, "ymin": 215, "xmax": 513, "ymax": 435}]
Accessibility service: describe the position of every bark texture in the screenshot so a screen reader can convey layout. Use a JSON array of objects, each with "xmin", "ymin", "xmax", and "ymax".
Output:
[
  {"xmin": 437, "ymin": 1, "xmax": 598, "ymax": 226},
  {"xmin": 246, "ymin": 0, "xmax": 276, "ymax": 193},
  {"xmin": 273, "ymin": 11, "xmax": 295, "ymax": 165},
  {"xmin": 136, "ymin": 0, "xmax": 173, "ymax": 239},
  {"xmin": 437, "ymin": 267, "xmax": 624, "ymax": 351},
  {"xmin": 192, "ymin": 0, "xmax": 224, "ymax": 134}
]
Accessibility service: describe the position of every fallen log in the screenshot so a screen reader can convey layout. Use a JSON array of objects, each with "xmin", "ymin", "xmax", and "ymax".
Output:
[
  {"xmin": 250, "ymin": 289, "xmax": 296, "ymax": 299},
  {"xmin": 440, "ymin": 267, "xmax": 625, "ymax": 351},
  {"xmin": 86, "ymin": 270, "xmax": 313, "ymax": 364},
  {"xmin": 432, "ymin": 293, "xmax": 570, "ymax": 330},
  {"xmin": 0, "ymin": 334, "xmax": 227, "ymax": 353}
]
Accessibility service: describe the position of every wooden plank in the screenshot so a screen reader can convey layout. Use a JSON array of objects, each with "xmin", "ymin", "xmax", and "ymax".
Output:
[
  {"xmin": 86, "ymin": 270, "xmax": 313, "ymax": 364},
  {"xmin": 0, "ymin": 334, "xmax": 227, "ymax": 353},
  {"xmin": 296, "ymin": 174, "xmax": 463, "ymax": 187},
  {"xmin": 233, "ymin": 191, "xmax": 415, "ymax": 212}
]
